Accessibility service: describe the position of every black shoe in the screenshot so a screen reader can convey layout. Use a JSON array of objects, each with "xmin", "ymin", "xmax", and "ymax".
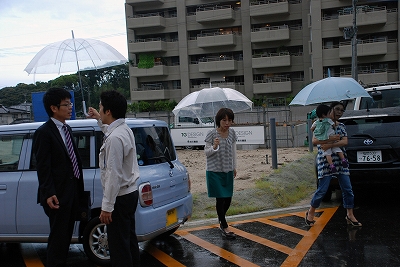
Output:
[
  {"xmin": 346, "ymin": 215, "xmax": 362, "ymax": 227},
  {"xmin": 305, "ymin": 211, "xmax": 315, "ymax": 226},
  {"xmin": 219, "ymin": 226, "xmax": 236, "ymax": 239}
]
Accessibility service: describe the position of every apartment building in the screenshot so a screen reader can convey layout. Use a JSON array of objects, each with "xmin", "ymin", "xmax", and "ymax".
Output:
[{"xmin": 125, "ymin": 0, "xmax": 399, "ymax": 103}]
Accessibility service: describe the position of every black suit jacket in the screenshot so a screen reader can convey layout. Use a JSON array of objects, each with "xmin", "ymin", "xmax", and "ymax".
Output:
[{"xmin": 33, "ymin": 119, "xmax": 84, "ymax": 208}]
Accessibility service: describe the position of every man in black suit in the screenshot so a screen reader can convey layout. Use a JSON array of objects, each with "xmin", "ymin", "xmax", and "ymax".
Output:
[{"xmin": 33, "ymin": 87, "xmax": 84, "ymax": 267}]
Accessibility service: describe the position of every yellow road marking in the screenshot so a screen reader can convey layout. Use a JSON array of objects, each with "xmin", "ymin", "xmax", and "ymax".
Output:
[
  {"xmin": 231, "ymin": 226, "xmax": 292, "ymax": 255},
  {"xmin": 177, "ymin": 230, "xmax": 260, "ymax": 267},
  {"xmin": 143, "ymin": 243, "xmax": 186, "ymax": 267},
  {"xmin": 21, "ymin": 207, "xmax": 338, "ymax": 267},
  {"xmin": 21, "ymin": 244, "xmax": 44, "ymax": 267},
  {"xmin": 280, "ymin": 207, "xmax": 338, "ymax": 267},
  {"xmin": 256, "ymin": 218, "xmax": 310, "ymax": 237},
  {"xmin": 177, "ymin": 207, "xmax": 338, "ymax": 267}
]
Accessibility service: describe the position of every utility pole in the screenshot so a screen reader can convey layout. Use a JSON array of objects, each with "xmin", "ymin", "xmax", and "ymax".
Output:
[
  {"xmin": 351, "ymin": 0, "xmax": 358, "ymax": 81},
  {"xmin": 343, "ymin": 0, "xmax": 358, "ymax": 81}
]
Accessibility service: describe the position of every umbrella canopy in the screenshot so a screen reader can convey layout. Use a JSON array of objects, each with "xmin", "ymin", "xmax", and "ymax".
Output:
[
  {"xmin": 24, "ymin": 31, "xmax": 127, "ymax": 116},
  {"xmin": 289, "ymin": 77, "xmax": 371, "ymax": 106},
  {"xmin": 172, "ymin": 87, "xmax": 253, "ymax": 118},
  {"xmin": 24, "ymin": 37, "xmax": 127, "ymax": 75}
]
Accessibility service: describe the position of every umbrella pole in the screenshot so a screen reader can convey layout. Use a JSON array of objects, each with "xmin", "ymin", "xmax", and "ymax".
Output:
[{"xmin": 71, "ymin": 30, "xmax": 88, "ymax": 117}]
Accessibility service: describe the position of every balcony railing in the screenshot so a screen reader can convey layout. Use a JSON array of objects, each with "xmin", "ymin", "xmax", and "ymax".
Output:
[
  {"xmin": 133, "ymin": 83, "xmax": 164, "ymax": 91},
  {"xmin": 339, "ymin": 37, "xmax": 388, "ymax": 57},
  {"xmin": 253, "ymin": 76, "xmax": 292, "ymax": 94},
  {"xmin": 128, "ymin": 38, "xmax": 168, "ymax": 53},
  {"xmin": 338, "ymin": 5, "xmax": 386, "ymax": 15},
  {"xmin": 252, "ymin": 52, "xmax": 291, "ymax": 68},
  {"xmin": 197, "ymin": 31, "xmax": 237, "ymax": 47},
  {"xmin": 127, "ymin": 13, "xmax": 165, "ymax": 29},
  {"xmin": 254, "ymin": 75, "xmax": 291, "ymax": 83},
  {"xmin": 192, "ymin": 82, "xmax": 243, "ymax": 90},
  {"xmin": 338, "ymin": 6, "xmax": 387, "ymax": 28},
  {"xmin": 130, "ymin": 62, "xmax": 168, "ymax": 77},
  {"xmin": 339, "ymin": 68, "xmax": 397, "ymax": 76},
  {"xmin": 251, "ymin": 25, "xmax": 290, "ymax": 43},
  {"xmin": 196, "ymin": 5, "xmax": 235, "ymax": 22},
  {"xmin": 250, "ymin": 0, "xmax": 289, "ymax": 17},
  {"xmin": 126, "ymin": 0, "xmax": 164, "ymax": 4},
  {"xmin": 198, "ymin": 56, "xmax": 238, "ymax": 72}
]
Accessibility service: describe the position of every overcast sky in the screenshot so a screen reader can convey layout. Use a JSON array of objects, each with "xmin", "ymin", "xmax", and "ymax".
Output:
[{"xmin": 0, "ymin": 0, "xmax": 127, "ymax": 89}]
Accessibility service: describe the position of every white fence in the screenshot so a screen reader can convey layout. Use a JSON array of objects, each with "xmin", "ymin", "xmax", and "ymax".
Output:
[{"xmin": 128, "ymin": 105, "xmax": 316, "ymax": 148}]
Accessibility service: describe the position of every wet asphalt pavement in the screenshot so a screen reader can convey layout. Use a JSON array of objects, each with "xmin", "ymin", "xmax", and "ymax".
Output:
[{"xmin": 2, "ymin": 186, "xmax": 400, "ymax": 267}]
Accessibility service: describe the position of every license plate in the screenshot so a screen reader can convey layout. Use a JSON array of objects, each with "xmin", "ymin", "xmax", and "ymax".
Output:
[
  {"xmin": 166, "ymin": 208, "xmax": 178, "ymax": 226},
  {"xmin": 357, "ymin": 151, "xmax": 382, "ymax": 162}
]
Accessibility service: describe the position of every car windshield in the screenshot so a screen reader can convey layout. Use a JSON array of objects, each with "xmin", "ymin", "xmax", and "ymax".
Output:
[
  {"xmin": 132, "ymin": 126, "xmax": 176, "ymax": 166},
  {"xmin": 359, "ymin": 88, "xmax": 400, "ymax": 109},
  {"xmin": 200, "ymin": 117, "xmax": 214, "ymax": 124},
  {"xmin": 343, "ymin": 116, "xmax": 400, "ymax": 138}
]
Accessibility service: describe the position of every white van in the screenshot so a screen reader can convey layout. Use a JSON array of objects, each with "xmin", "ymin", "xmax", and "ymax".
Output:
[
  {"xmin": 173, "ymin": 116, "xmax": 214, "ymax": 128},
  {"xmin": 354, "ymin": 82, "xmax": 400, "ymax": 110}
]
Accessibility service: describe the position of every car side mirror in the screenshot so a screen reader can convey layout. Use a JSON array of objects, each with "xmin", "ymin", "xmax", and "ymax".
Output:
[{"xmin": 370, "ymin": 90, "xmax": 382, "ymax": 101}]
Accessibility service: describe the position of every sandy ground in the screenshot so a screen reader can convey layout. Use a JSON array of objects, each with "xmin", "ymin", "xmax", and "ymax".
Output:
[{"xmin": 176, "ymin": 147, "xmax": 311, "ymax": 194}]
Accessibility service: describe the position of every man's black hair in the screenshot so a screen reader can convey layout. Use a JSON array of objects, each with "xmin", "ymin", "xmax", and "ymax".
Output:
[
  {"xmin": 100, "ymin": 90, "xmax": 127, "ymax": 119},
  {"xmin": 43, "ymin": 87, "xmax": 72, "ymax": 117}
]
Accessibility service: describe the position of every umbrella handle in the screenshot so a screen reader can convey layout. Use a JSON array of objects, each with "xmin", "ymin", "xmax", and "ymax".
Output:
[{"xmin": 82, "ymin": 101, "xmax": 89, "ymax": 117}]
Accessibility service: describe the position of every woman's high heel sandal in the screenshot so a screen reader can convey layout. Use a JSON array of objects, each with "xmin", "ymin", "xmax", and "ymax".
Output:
[
  {"xmin": 305, "ymin": 211, "xmax": 315, "ymax": 226},
  {"xmin": 346, "ymin": 215, "xmax": 362, "ymax": 227}
]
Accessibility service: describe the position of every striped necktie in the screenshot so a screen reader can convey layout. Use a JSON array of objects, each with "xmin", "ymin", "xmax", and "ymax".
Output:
[{"xmin": 62, "ymin": 124, "xmax": 80, "ymax": 179}]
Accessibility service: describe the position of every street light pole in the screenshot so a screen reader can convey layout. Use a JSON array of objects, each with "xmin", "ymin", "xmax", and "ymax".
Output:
[{"xmin": 351, "ymin": 0, "xmax": 358, "ymax": 81}]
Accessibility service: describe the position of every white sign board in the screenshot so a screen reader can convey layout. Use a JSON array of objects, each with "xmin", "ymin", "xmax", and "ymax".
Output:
[{"xmin": 170, "ymin": 126, "xmax": 265, "ymax": 147}]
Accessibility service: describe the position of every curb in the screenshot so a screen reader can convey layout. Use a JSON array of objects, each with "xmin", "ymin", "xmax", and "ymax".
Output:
[
  {"xmin": 181, "ymin": 204, "xmax": 310, "ymax": 229},
  {"xmin": 180, "ymin": 200, "xmax": 341, "ymax": 229}
]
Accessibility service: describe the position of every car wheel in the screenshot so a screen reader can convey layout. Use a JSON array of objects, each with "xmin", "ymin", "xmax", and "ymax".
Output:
[
  {"xmin": 184, "ymin": 146, "xmax": 193, "ymax": 150},
  {"xmin": 82, "ymin": 217, "xmax": 111, "ymax": 266}
]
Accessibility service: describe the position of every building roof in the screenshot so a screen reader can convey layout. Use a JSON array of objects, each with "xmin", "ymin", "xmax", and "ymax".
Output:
[
  {"xmin": 0, "ymin": 103, "xmax": 31, "ymax": 114},
  {"xmin": 0, "ymin": 105, "xmax": 9, "ymax": 114}
]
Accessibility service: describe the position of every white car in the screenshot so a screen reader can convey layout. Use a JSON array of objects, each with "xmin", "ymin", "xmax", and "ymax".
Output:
[
  {"xmin": 354, "ymin": 81, "xmax": 400, "ymax": 110},
  {"xmin": 0, "ymin": 118, "xmax": 192, "ymax": 266}
]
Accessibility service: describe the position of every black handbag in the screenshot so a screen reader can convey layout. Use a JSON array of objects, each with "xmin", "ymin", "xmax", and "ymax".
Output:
[{"xmin": 76, "ymin": 191, "xmax": 91, "ymax": 221}]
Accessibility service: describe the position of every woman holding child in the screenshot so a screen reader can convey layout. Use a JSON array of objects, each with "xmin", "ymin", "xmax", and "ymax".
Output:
[{"xmin": 305, "ymin": 101, "xmax": 362, "ymax": 227}]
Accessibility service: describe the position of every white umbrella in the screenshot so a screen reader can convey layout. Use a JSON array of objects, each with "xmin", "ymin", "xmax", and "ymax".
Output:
[
  {"xmin": 290, "ymin": 76, "xmax": 371, "ymax": 106},
  {"xmin": 24, "ymin": 31, "xmax": 126, "ymax": 75},
  {"xmin": 24, "ymin": 30, "xmax": 127, "ymax": 115},
  {"xmin": 172, "ymin": 87, "xmax": 253, "ymax": 118}
]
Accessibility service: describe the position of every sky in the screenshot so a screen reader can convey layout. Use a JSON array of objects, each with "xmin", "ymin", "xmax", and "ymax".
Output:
[{"xmin": 0, "ymin": 0, "xmax": 128, "ymax": 89}]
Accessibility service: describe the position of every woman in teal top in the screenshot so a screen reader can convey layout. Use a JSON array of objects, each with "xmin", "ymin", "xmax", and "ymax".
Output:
[{"xmin": 204, "ymin": 108, "xmax": 237, "ymax": 239}]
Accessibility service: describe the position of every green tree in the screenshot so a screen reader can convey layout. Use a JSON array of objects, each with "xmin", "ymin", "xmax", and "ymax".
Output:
[{"xmin": 138, "ymin": 101, "xmax": 151, "ymax": 112}]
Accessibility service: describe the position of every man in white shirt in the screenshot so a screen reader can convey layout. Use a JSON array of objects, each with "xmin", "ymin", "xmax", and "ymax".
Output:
[{"xmin": 87, "ymin": 90, "xmax": 140, "ymax": 267}]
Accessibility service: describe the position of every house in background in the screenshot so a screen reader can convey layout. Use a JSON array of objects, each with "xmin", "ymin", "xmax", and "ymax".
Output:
[{"xmin": 0, "ymin": 103, "xmax": 32, "ymax": 125}]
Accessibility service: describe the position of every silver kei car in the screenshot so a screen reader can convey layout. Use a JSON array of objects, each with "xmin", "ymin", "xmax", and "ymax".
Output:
[{"xmin": 0, "ymin": 118, "xmax": 192, "ymax": 266}]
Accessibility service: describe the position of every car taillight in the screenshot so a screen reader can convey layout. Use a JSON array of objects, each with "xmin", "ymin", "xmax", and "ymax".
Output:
[{"xmin": 139, "ymin": 183, "xmax": 153, "ymax": 206}]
